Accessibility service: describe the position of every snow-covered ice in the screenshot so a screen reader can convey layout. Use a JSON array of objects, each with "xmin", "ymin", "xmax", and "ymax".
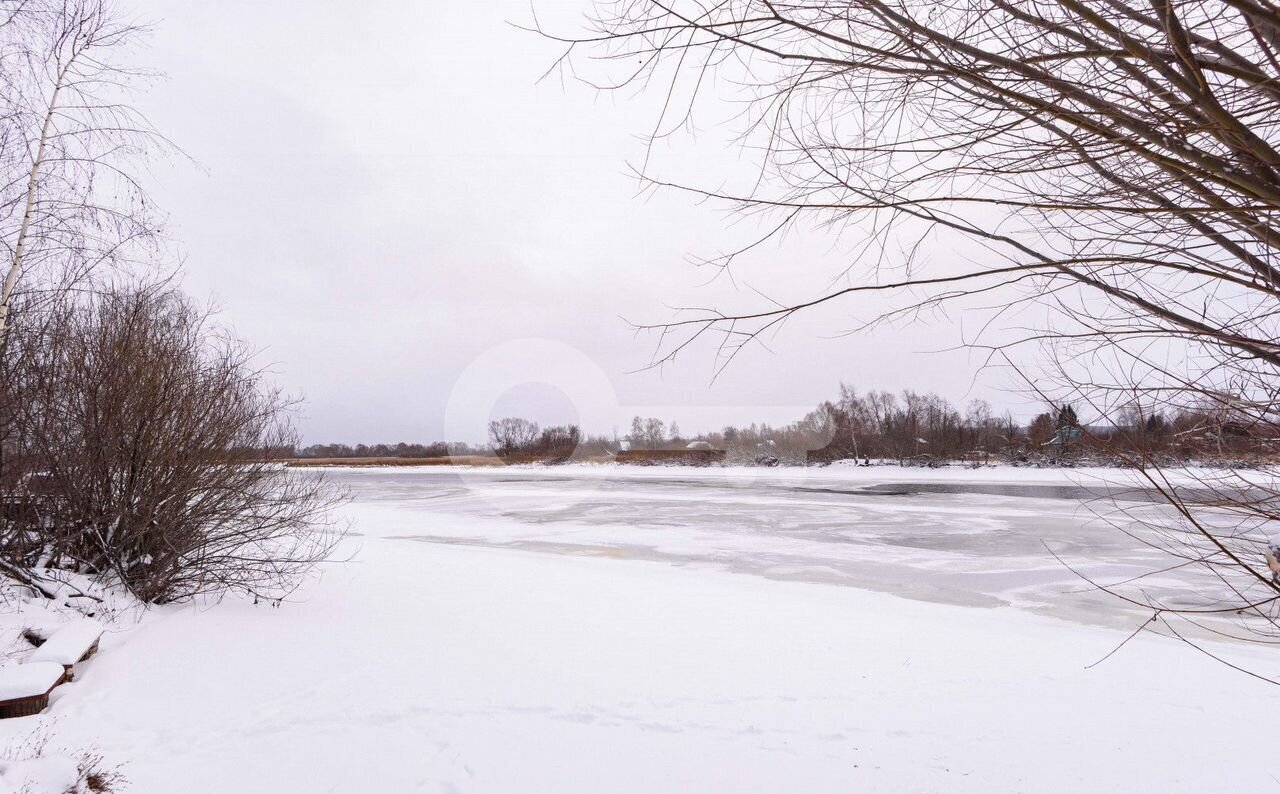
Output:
[
  {"xmin": 337, "ymin": 465, "xmax": 1238, "ymax": 625},
  {"xmin": 0, "ymin": 464, "xmax": 1277, "ymax": 792}
]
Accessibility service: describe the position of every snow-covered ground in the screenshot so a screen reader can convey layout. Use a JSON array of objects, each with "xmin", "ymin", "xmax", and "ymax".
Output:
[{"xmin": 1, "ymin": 465, "xmax": 1278, "ymax": 792}]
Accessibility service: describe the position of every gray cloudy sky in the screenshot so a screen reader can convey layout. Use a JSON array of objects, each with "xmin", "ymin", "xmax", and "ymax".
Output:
[{"xmin": 128, "ymin": 0, "xmax": 1024, "ymax": 444}]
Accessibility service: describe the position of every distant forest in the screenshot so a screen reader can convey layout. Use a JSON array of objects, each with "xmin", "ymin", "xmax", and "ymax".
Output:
[{"xmin": 292, "ymin": 384, "xmax": 1273, "ymax": 465}]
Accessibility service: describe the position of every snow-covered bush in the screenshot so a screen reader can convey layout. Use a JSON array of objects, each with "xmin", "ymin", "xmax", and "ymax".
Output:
[{"xmin": 0, "ymin": 286, "xmax": 343, "ymax": 603}]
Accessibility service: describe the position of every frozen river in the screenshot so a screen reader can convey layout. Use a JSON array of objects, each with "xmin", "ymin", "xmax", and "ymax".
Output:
[{"xmin": 329, "ymin": 465, "xmax": 1207, "ymax": 629}]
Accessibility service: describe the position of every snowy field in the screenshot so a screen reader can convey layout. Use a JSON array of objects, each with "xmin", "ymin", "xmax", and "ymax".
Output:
[{"xmin": 2, "ymin": 464, "xmax": 1279, "ymax": 792}]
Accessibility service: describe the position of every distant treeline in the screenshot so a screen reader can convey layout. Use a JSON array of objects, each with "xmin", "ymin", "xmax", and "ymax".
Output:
[
  {"xmin": 293, "ymin": 431, "xmax": 618, "ymax": 461},
  {"xmin": 621, "ymin": 387, "xmax": 1276, "ymax": 464},
  {"xmin": 292, "ymin": 384, "xmax": 1276, "ymax": 465},
  {"xmin": 294, "ymin": 442, "xmax": 472, "ymax": 459}
]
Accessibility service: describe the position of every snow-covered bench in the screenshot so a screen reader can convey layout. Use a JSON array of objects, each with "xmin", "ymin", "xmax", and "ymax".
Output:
[
  {"xmin": 27, "ymin": 620, "xmax": 103, "ymax": 680},
  {"xmin": 0, "ymin": 662, "xmax": 65, "ymax": 718}
]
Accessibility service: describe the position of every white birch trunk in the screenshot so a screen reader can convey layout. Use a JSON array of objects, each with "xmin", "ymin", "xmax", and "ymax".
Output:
[{"xmin": 0, "ymin": 65, "xmax": 67, "ymax": 341}]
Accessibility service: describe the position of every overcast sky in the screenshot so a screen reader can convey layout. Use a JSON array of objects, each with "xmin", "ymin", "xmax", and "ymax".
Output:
[{"xmin": 126, "ymin": 0, "xmax": 1030, "ymax": 444}]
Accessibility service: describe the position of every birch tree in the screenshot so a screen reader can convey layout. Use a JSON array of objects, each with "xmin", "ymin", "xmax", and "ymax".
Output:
[{"xmin": 0, "ymin": 0, "xmax": 161, "ymax": 341}]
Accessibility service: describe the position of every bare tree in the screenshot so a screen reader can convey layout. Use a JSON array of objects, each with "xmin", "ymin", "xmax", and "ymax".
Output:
[
  {"xmin": 642, "ymin": 416, "xmax": 666, "ymax": 449},
  {"xmin": 488, "ymin": 417, "xmax": 540, "ymax": 454},
  {"xmin": 0, "ymin": 285, "xmax": 343, "ymax": 603},
  {"xmin": 629, "ymin": 415, "xmax": 645, "ymax": 447},
  {"xmin": 542, "ymin": 1, "xmax": 1280, "ymax": 657},
  {"xmin": 1028, "ymin": 412, "xmax": 1055, "ymax": 449},
  {"xmin": 0, "ymin": 0, "xmax": 162, "ymax": 340},
  {"xmin": 536, "ymin": 424, "xmax": 582, "ymax": 461}
]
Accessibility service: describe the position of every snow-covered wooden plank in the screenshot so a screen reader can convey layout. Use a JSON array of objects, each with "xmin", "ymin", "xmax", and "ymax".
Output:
[
  {"xmin": 28, "ymin": 620, "xmax": 103, "ymax": 667},
  {"xmin": 0, "ymin": 662, "xmax": 64, "ymax": 700},
  {"xmin": 0, "ymin": 662, "xmax": 65, "ymax": 718}
]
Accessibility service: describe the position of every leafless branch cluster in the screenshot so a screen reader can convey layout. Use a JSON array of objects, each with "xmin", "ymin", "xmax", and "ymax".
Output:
[
  {"xmin": 0, "ymin": 286, "xmax": 343, "ymax": 604},
  {"xmin": 545, "ymin": 0, "xmax": 1280, "ymax": 366}
]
